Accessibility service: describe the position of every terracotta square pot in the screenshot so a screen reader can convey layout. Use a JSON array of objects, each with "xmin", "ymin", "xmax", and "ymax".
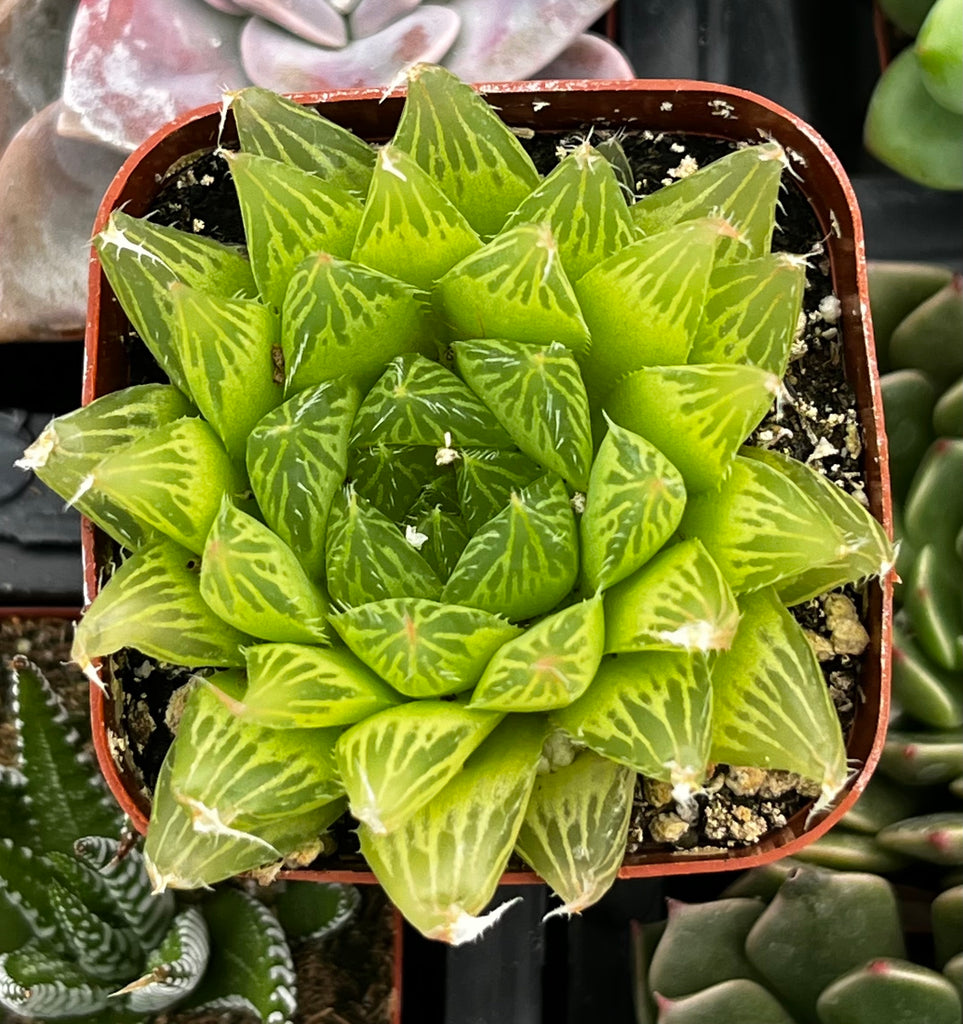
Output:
[{"xmin": 83, "ymin": 77, "xmax": 893, "ymax": 886}]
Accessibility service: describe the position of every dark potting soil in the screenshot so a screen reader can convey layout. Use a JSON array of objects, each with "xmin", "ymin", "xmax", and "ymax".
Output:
[{"xmin": 103, "ymin": 126, "xmax": 872, "ymax": 870}]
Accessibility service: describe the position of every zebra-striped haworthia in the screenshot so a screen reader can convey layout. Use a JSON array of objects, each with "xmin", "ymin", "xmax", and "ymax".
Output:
[
  {"xmin": 391, "ymin": 63, "xmax": 539, "ymax": 238},
  {"xmin": 603, "ymin": 538, "xmax": 741, "ymax": 654},
  {"xmin": 710, "ymin": 587, "xmax": 848, "ymax": 808},
  {"xmin": 469, "ymin": 597, "xmax": 605, "ymax": 712},
  {"xmin": 553, "ymin": 651, "xmax": 713, "ymax": 797},
  {"xmin": 334, "ymin": 700, "xmax": 502, "ymax": 835},
  {"xmin": 453, "ymin": 338, "xmax": 594, "ymax": 491},
  {"xmin": 579, "ymin": 418, "xmax": 687, "ymax": 592},
  {"xmin": 515, "ymin": 749, "xmax": 636, "ymax": 916},
  {"xmin": 603, "ymin": 363, "xmax": 780, "ymax": 493},
  {"xmin": 332, "ymin": 598, "xmax": 521, "ymax": 698},
  {"xmin": 200, "ymin": 500, "xmax": 331, "ymax": 644},
  {"xmin": 359, "ymin": 716, "xmax": 547, "ymax": 943},
  {"xmin": 234, "ymin": 643, "xmax": 403, "ymax": 727},
  {"xmin": 352, "ymin": 145, "xmax": 481, "ymax": 290}
]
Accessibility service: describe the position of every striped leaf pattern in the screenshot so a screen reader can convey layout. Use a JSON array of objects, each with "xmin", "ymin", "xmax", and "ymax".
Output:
[
  {"xmin": 228, "ymin": 151, "xmax": 363, "ymax": 309},
  {"xmin": 348, "ymin": 444, "xmax": 440, "ymax": 522},
  {"xmin": 353, "ymin": 146, "xmax": 481, "ymax": 290},
  {"xmin": 90, "ymin": 417, "xmax": 245, "ymax": 555},
  {"xmin": 247, "ymin": 380, "xmax": 359, "ymax": 576},
  {"xmin": 442, "ymin": 473, "xmax": 579, "ymax": 622},
  {"xmin": 232, "ymin": 85, "xmax": 375, "ymax": 195},
  {"xmin": 282, "ymin": 253, "xmax": 437, "ymax": 395},
  {"xmin": 200, "ymin": 501, "xmax": 331, "ymax": 643},
  {"xmin": 500, "ymin": 142, "xmax": 635, "ymax": 282},
  {"xmin": 580, "ymin": 419, "xmax": 687, "ymax": 592},
  {"xmin": 554, "ymin": 651, "xmax": 713, "ymax": 793},
  {"xmin": 630, "ymin": 142, "xmax": 786, "ymax": 262},
  {"xmin": 391, "ymin": 63, "xmax": 539, "ymax": 237},
  {"xmin": 680, "ymin": 456, "xmax": 846, "ymax": 593},
  {"xmin": 454, "ymin": 338, "xmax": 594, "ymax": 490},
  {"xmin": 333, "ymin": 598, "xmax": 521, "ymax": 698},
  {"xmin": 0, "ymin": 843, "xmax": 62, "ymax": 944},
  {"xmin": 335, "ymin": 701, "xmax": 502, "ymax": 834},
  {"xmin": 239, "ymin": 643, "xmax": 403, "ymax": 727},
  {"xmin": 17, "ymin": 383, "xmax": 193, "ymax": 550},
  {"xmin": 574, "ymin": 220, "xmax": 722, "ymax": 402},
  {"xmin": 454, "ymin": 448, "xmax": 543, "ymax": 533},
  {"xmin": 351, "ymin": 354, "xmax": 513, "ymax": 449},
  {"xmin": 0, "ymin": 945, "xmax": 109, "ymax": 1018},
  {"xmin": 709, "ymin": 588, "xmax": 849, "ymax": 805},
  {"xmin": 604, "ymin": 538, "xmax": 741, "ymax": 654},
  {"xmin": 93, "ymin": 211, "xmax": 257, "ymax": 394},
  {"xmin": 604, "ymin": 362, "xmax": 780, "ymax": 493},
  {"xmin": 72, "ymin": 540, "xmax": 252, "ymax": 672},
  {"xmin": 169, "ymin": 284, "xmax": 282, "ymax": 461},
  {"xmin": 325, "ymin": 486, "xmax": 443, "ymax": 608},
  {"xmin": 470, "ymin": 597, "xmax": 605, "ymax": 712},
  {"xmin": 411, "ymin": 506, "xmax": 471, "ymax": 580},
  {"xmin": 690, "ymin": 252, "xmax": 807, "ymax": 375},
  {"xmin": 434, "ymin": 224, "xmax": 591, "ymax": 353},
  {"xmin": 47, "ymin": 880, "xmax": 141, "ymax": 982},
  {"xmin": 514, "ymin": 750, "xmax": 635, "ymax": 914},
  {"xmin": 359, "ymin": 716, "xmax": 547, "ymax": 943}
]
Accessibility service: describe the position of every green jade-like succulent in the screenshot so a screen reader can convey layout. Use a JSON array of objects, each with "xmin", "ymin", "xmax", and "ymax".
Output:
[{"xmin": 20, "ymin": 65, "xmax": 894, "ymax": 943}]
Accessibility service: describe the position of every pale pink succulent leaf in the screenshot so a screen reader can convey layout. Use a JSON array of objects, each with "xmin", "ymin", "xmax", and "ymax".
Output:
[
  {"xmin": 350, "ymin": 0, "xmax": 421, "ymax": 38},
  {"xmin": 534, "ymin": 31, "xmax": 635, "ymax": 80},
  {"xmin": 228, "ymin": 0, "xmax": 347, "ymax": 47}
]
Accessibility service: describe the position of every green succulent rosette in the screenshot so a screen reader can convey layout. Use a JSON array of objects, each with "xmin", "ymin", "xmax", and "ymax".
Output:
[{"xmin": 22, "ymin": 64, "xmax": 893, "ymax": 943}]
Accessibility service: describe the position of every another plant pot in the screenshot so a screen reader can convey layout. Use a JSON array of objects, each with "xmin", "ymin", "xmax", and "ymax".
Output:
[{"xmin": 83, "ymin": 78, "xmax": 892, "ymax": 886}]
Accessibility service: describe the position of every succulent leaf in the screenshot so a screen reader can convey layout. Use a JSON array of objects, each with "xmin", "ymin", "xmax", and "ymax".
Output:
[
  {"xmin": 453, "ymin": 337, "xmax": 594, "ymax": 490},
  {"xmin": 411, "ymin": 505, "xmax": 472, "ymax": 579},
  {"xmin": 348, "ymin": 444, "xmax": 441, "ymax": 522},
  {"xmin": 201, "ymin": 500, "xmax": 332, "ymax": 644},
  {"xmin": 655, "ymin": 979, "xmax": 796, "ymax": 1024},
  {"xmin": 332, "ymin": 598, "xmax": 522, "ymax": 698},
  {"xmin": 469, "ymin": 596, "xmax": 605, "ymax": 712},
  {"xmin": 442, "ymin": 473, "xmax": 579, "ymax": 622},
  {"xmin": 359, "ymin": 716, "xmax": 547, "ymax": 944},
  {"xmin": 515, "ymin": 749, "xmax": 635, "ymax": 916},
  {"xmin": 902, "ymin": 543, "xmax": 963, "ymax": 672},
  {"xmin": 0, "ymin": 944, "xmax": 109, "ymax": 1019},
  {"xmin": 334, "ymin": 700, "xmax": 502, "ymax": 834},
  {"xmin": 454, "ymin": 448, "xmax": 543, "ymax": 533},
  {"xmin": 0, "ymin": 842, "xmax": 62, "ymax": 946}
]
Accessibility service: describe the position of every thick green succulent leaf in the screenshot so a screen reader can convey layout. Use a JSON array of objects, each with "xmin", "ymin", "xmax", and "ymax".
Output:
[
  {"xmin": 500, "ymin": 141, "xmax": 635, "ymax": 282},
  {"xmin": 689, "ymin": 252, "xmax": 806, "ymax": 376},
  {"xmin": 352, "ymin": 145, "xmax": 481, "ymax": 289},
  {"xmin": 710, "ymin": 587, "xmax": 848, "ymax": 807},
  {"xmin": 116, "ymin": 906, "xmax": 209, "ymax": 1014},
  {"xmin": 680, "ymin": 455, "xmax": 845, "ymax": 592},
  {"xmin": 0, "ymin": 944, "xmax": 109, "ymax": 1019},
  {"xmin": 453, "ymin": 338, "xmax": 594, "ymax": 490},
  {"xmin": 169, "ymin": 284, "xmax": 282, "ymax": 461},
  {"xmin": 282, "ymin": 253, "xmax": 438, "ymax": 396},
  {"xmin": 247, "ymin": 379, "xmax": 359, "ymax": 576},
  {"xmin": 0, "ymin": 885, "xmax": 31, "ymax": 955},
  {"xmin": 349, "ymin": 444, "xmax": 440, "ymax": 522},
  {"xmin": 85, "ymin": 417, "xmax": 245, "ymax": 556},
  {"xmin": 876, "ymin": 812, "xmax": 963, "ymax": 866},
  {"xmin": 630, "ymin": 142, "xmax": 786, "ymax": 261},
  {"xmin": 391, "ymin": 63, "xmax": 540, "ymax": 237},
  {"xmin": 554, "ymin": 651, "xmax": 713, "ymax": 796},
  {"xmin": 335, "ymin": 700, "xmax": 502, "ymax": 834},
  {"xmin": 227, "ymin": 151, "xmax": 363, "ymax": 310},
  {"xmin": 411, "ymin": 505, "xmax": 471, "ymax": 579},
  {"xmin": 515, "ymin": 749, "xmax": 635, "ymax": 915},
  {"xmin": 10, "ymin": 661, "xmax": 120, "ymax": 854},
  {"xmin": 0, "ymin": 767, "xmax": 24, "ymax": 844},
  {"xmin": 580, "ymin": 418, "xmax": 687, "ymax": 592},
  {"xmin": 739, "ymin": 447, "xmax": 895, "ymax": 605},
  {"xmin": 605, "ymin": 363, "xmax": 780, "ymax": 494},
  {"xmin": 574, "ymin": 220, "xmax": 722, "ymax": 403},
  {"xmin": 442, "ymin": 473, "xmax": 579, "ymax": 622},
  {"xmin": 904, "ymin": 437, "xmax": 963, "ymax": 555},
  {"xmin": 655, "ymin": 979, "xmax": 796, "ymax": 1024},
  {"xmin": 434, "ymin": 224, "xmax": 591, "ymax": 354},
  {"xmin": 332, "ymin": 598, "xmax": 521, "ymax": 698},
  {"xmin": 187, "ymin": 889, "xmax": 296, "ymax": 1024},
  {"xmin": 72, "ymin": 540, "xmax": 253, "ymax": 676},
  {"xmin": 603, "ymin": 538, "xmax": 741, "ymax": 654},
  {"xmin": 232, "ymin": 643, "xmax": 403, "ymax": 727},
  {"xmin": 200, "ymin": 500, "xmax": 331, "ymax": 644},
  {"xmin": 454, "ymin": 448, "xmax": 543, "ymax": 533},
  {"xmin": 16, "ymin": 384, "xmax": 194, "ymax": 550},
  {"xmin": 879, "ymin": 730, "xmax": 963, "ymax": 787},
  {"xmin": 0, "ymin": 842, "xmax": 62, "ymax": 945},
  {"xmin": 231, "ymin": 85, "xmax": 375, "ymax": 195},
  {"xmin": 351, "ymin": 353, "xmax": 513, "ymax": 450},
  {"xmin": 359, "ymin": 716, "xmax": 547, "ymax": 944},
  {"xmin": 274, "ymin": 882, "xmax": 360, "ymax": 941},
  {"xmin": 325, "ymin": 485, "xmax": 443, "ymax": 608},
  {"xmin": 904, "ymin": 544, "xmax": 963, "ymax": 672},
  {"xmin": 889, "ymin": 275, "xmax": 963, "ymax": 388},
  {"xmin": 93, "ymin": 211, "xmax": 257, "ymax": 394}
]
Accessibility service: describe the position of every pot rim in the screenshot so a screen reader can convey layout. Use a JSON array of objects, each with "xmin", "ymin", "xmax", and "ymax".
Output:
[{"xmin": 82, "ymin": 75, "xmax": 893, "ymax": 883}]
